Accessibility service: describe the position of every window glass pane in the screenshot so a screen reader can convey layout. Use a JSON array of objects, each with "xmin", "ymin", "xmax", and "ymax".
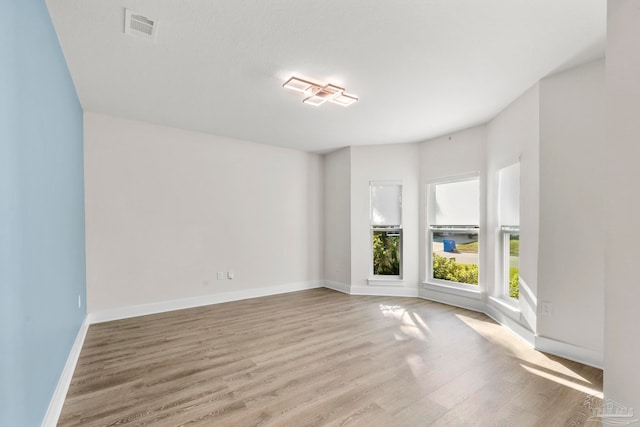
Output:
[
  {"xmin": 433, "ymin": 179, "xmax": 479, "ymax": 225},
  {"xmin": 498, "ymin": 163, "xmax": 520, "ymax": 226},
  {"xmin": 432, "ymin": 230, "xmax": 478, "ymax": 285},
  {"xmin": 371, "ymin": 185, "xmax": 402, "ymax": 226},
  {"xmin": 373, "ymin": 230, "xmax": 401, "ymax": 275},
  {"xmin": 508, "ymin": 234, "xmax": 519, "ymax": 298}
]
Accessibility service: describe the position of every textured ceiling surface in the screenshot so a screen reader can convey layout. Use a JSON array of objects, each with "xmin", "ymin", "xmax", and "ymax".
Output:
[{"xmin": 46, "ymin": 0, "xmax": 605, "ymax": 152}]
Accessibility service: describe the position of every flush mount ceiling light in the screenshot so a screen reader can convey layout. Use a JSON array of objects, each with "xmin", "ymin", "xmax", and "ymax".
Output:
[{"xmin": 283, "ymin": 77, "xmax": 358, "ymax": 107}]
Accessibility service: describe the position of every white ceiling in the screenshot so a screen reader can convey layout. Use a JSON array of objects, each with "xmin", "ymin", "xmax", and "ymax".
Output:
[{"xmin": 46, "ymin": 0, "xmax": 605, "ymax": 153}]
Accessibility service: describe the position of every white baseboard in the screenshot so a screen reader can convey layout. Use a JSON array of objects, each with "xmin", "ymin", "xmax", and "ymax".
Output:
[
  {"xmin": 41, "ymin": 316, "xmax": 90, "ymax": 427},
  {"xmin": 323, "ymin": 281, "xmax": 419, "ymax": 297},
  {"xmin": 418, "ymin": 288, "xmax": 485, "ymax": 313},
  {"xmin": 485, "ymin": 303, "xmax": 535, "ymax": 347},
  {"xmin": 323, "ymin": 280, "xmax": 351, "ymax": 294},
  {"xmin": 349, "ymin": 285, "xmax": 419, "ymax": 297},
  {"xmin": 87, "ymin": 281, "xmax": 323, "ymax": 324},
  {"xmin": 535, "ymin": 335, "xmax": 603, "ymax": 369}
]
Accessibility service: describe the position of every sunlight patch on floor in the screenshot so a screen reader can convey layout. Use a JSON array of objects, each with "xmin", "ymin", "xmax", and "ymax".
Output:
[
  {"xmin": 455, "ymin": 313, "xmax": 595, "ymax": 386},
  {"xmin": 521, "ymin": 364, "xmax": 603, "ymax": 398},
  {"xmin": 405, "ymin": 353, "xmax": 428, "ymax": 378},
  {"xmin": 379, "ymin": 304, "xmax": 405, "ymax": 318},
  {"xmin": 380, "ymin": 304, "xmax": 429, "ymax": 341}
]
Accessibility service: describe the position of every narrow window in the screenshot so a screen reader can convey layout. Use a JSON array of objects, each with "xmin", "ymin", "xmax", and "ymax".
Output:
[
  {"xmin": 371, "ymin": 183, "xmax": 402, "ymax": 277},
  {"xmin": 498, "ymin": 163, "xmax": 520, "ymax": 300},
  {"xmin": 502, "ymin": 228, "xmax": 520, "ymax": 299},
  {"xmin": 428, "ymin": 177, "xmax": 479, "ymax": 286}
]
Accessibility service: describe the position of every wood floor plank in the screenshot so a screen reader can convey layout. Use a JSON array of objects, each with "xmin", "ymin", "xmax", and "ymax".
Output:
[{"xmin": 58, "ymin": 288, "xmax": 602, "ymax": 426}]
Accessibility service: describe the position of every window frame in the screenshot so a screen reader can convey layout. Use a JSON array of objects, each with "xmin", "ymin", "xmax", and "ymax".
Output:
[
  {"xmin": 369, "ymin": 181, "xmax": 403, "ymax": 280},
  {"xmin": 428, "ymin": 225, "xmax": 480, "ymax": 289},
  {"xmin": 371, "ymin": 225, "xmax": 403, "ymax": 279},
  {"xmin": 497, "ymin": 161, "xmax": 520, "ymax": 304},
  {"xmin": 501, "ymin": 226, "xmax": 520, "ymax": 305},
  {"xmin": 425, "ymin": 174, "xmax": 480, "ymax": 290}
]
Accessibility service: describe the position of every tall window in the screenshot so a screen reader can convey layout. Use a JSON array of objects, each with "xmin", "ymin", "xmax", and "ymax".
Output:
[
  {"xmin": 371, "ymin": 183, "xmax": 402, "ymax": 277},
  {"xmin": 428, "ymin": 176, "xmax": 479, "ymax": 286},
  {"xmin": 498, "ymin": 163, "xmax": 520, "ymax": 300}
]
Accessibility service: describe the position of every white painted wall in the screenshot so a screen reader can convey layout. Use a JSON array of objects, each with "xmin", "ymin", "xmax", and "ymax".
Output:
[
  {"xmin": 323, "ymin": 148, "xmax": 351, "ymax": 288},
  {"xmin": 605, "ymin": 0, "xmax": 640, "ymax": 412},
  {"xmin": 84, "ymin": 56, "xmax": 609, "ymax": 372},
  {"xmin": 486, "ymin": 84, "xmax": 540, "ymax": 332},
  {"xmin": 419, "ymin": 126, "xmax": 487, "ymax": 309},
  {"xmin": 538, "ymin": 59, "xmax": 605, "ymax": 360},
  {"xmin": 84, "ymin": 113, "xmax": 323, "ymax": 313},
  {"xmin": 349, "ymin": 144, "xmax": 420, "ymax": 295}
]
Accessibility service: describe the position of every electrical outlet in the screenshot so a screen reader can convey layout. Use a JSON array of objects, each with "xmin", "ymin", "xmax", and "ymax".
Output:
[
  {"xmin": 78, "ymin": 295, "xmax": 82, "ymax": 309},
  {"xmin": 541, "ymin": 301, "xmax": 553, "ymax": 316},
  {"xmin": 217, "ymin": 272, "xmax": 225, "ymax": 280},
  {"xmin": 227, "ymin": 271, "xmax": 234, "ymax": 280}
]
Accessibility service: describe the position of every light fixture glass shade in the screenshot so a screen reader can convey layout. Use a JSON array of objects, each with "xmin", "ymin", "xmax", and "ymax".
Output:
[
  {"xmin": 284, "ymin": 76, "xmax": 358, "ymax": 107},
  {"xmin": 302, "ymin": 96, "xmax": 328, "ymax": 106},
  {"xmin": 330, "ymin": 93, "xmax": 358, "ymax": 106},
  {"xmin": 303, "ymin": 84, "xmax": 344, "ymax": 105},
  {"xmin": 283, "ymin": 77, "xmax": 319, "ymax": 94}
]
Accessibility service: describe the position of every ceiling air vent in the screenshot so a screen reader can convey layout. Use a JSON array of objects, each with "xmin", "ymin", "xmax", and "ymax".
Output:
[{"xmin": 124, "ymin": 9, "xmax": 158, "ymax": 41}]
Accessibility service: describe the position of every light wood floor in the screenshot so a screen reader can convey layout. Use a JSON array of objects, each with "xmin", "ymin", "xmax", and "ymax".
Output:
[{"xmin": 58, "ymin": 289, "xmax": 603, "ymax": 426}]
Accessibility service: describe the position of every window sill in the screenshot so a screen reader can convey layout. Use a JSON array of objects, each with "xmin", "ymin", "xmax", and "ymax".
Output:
[
  {"xmin": 368, "ymin": 277, "xmax": 404, "ymax": 287},
  {"xmin": 422, "ymin": 281, "xmax": 482, "ymax": 299}
]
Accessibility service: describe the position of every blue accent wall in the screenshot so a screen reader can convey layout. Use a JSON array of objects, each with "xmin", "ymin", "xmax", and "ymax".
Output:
[{"xmin": 0, "ymin": 1, "xmax": 86, "ymax": 425}]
